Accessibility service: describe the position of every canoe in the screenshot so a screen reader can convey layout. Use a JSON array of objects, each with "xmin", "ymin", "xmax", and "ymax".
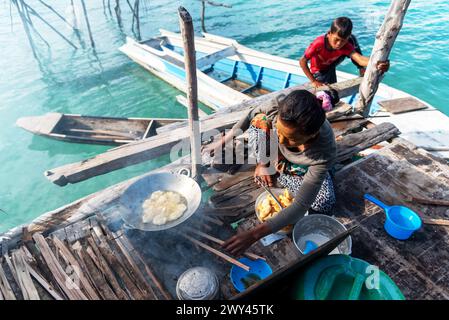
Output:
[
  {"xmin": 16, "ymin": 112, "xmax": 185, "ymax": 146},
  {"xmin": 119, "ymin": 29, "xmax": 449, "ymax": 159}
]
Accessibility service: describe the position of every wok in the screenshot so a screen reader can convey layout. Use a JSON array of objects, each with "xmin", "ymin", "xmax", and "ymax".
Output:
[{"xmin": 118, "ymin": 169, "xmax": 202, "ymax": 231}]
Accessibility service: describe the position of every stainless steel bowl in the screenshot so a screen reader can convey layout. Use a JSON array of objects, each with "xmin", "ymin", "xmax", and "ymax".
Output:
[
  {"xmin": 254, "ymin": 188, "xmax": 305, "ymax": 235},
  {"xmin": 292, "ymin": 214, "xmax": 352, "ymax": 255},
  {"xmin": 118, "ymin": 171, "xmax": 202, "ymax": 231}
]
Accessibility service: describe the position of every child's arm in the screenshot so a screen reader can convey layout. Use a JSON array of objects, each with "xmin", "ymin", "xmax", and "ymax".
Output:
[
  {"xmin": 299, "ymin": 56, "xmax": 324, "ymax": 88},
  {"xmin": 350, "ymin": 52, "xmax": 390, "ymax": 72}
]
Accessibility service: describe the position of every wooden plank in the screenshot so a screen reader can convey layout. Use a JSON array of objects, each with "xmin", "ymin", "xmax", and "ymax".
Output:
[
  {"xmin": 3, "ymin": 255, "xmax": 19, "ymax": 287},
  {"xmin": 68, "ymin": 128, "xmax": 136, "ymax": 139},
  {"xmin": 410, "ymin": 197, "xmax": 449, "ymax": 207},
  {"xmin": 45, "ymin": 110, "xmax": 246, "ymax": 186},
  {"xmin": 117, "ymin": 234, "xmax": 172, "ymax": 300},
  {"xmin": 86, "ymin": 237, "xmax": 130, "ymax": 300},
  {"xmin": 90, "ymin": 221, "xmax": 151, "ymax": 298},
  {"xmin": 196, "ymin": 45, "xmax": 236, "ymax": 69},
  {"xmin": 96, "ymin": 221, "xmax": 157, "ymax": 299},
  {"xmin": 422, "ymin": 218, "xmax": 449, "ymax": 227},
  {"xmin": 32, "ymin": 233, "xmax": 88, "ymax": 300},
  {"xmin": 22, "ymin": 230, "xmax": 66, "ymax": 298},
  {"xmin": 11, "ymin": 250, "xmax": 40, "ymax": 300},
  {"xmin": 52, "ymin": 236, "xmax": 100, "ymax": 300},
  {"xmin": 94, "ymin": 239, "xmax": 144, "ymax": 300},
  {"xmin": 331, "ymin": 119, "xmax": 368, "ymax": 137},
  {"xmin": 182, "ymin": 234, "xmax": 251, "ymax": 271},
  {"xmin": 72, "ymin": 243, "xmax": 118, "ymax": 300},
  {"xmin": 107, "ymin": 235, "xmax": 158, "ymax": 300},
  {"xmin": 336, "ymin": 122, "xmax": 400, "ymax": 163},
  {"xmin": 25, "ymin": 260, "xmax": 64, "ymax": 300},
  {"xmin": 378, "ymin": 97, "xmax": 428, "ymax": 114},
  {"xmin": 0, "ymin": 261, "xmax": 16, "ymax": 300},
  {"xmin": 44, "ymin": 78, "xmax": 362, "ymax": 186}
]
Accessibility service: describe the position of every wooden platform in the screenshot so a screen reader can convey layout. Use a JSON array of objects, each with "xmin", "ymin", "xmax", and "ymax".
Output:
[{"xmin": 0, "ymin": 119, "xmax": 448, "ymax": 300}]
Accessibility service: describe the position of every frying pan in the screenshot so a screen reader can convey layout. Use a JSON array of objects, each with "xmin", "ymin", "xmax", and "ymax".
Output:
[{"xmin": 118, "ymin": 168, "xmax": 202, "ymax": 231}]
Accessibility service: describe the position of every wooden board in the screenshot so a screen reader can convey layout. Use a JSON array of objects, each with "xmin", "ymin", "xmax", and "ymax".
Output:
[
  {"xmin": 333, "ymin": 139, "xmax": 449, "ymax": 299},
  {"xmin": 44, "ymin": 78, "xmax": 362, "ymax": 186},
  {"xmin": 378, "ymin": 97, "xmax": 428, "ymax": 114}
]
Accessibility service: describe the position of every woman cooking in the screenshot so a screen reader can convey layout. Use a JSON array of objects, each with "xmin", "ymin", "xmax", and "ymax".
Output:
[{"xmin": 203, "ymin": 90, "xmax": 337, "ymax": 256}]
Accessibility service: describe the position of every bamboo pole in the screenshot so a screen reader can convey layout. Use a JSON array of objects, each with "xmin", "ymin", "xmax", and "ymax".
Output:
[
  {"xmin": 178, "ymin": 7, "xmax": 202, "ymax": 179},
  {"xmin": 355, "ymin": 0, "xmax": 411, "ymax": 117}
]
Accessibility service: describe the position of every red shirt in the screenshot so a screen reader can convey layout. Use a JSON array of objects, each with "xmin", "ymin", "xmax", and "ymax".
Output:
[{"xmin": 304, "ymin": 35, "xmax": 355, "ymax": 74}]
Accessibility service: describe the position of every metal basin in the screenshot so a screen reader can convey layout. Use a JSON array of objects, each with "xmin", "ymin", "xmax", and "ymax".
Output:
[
  {"xmin": 293, "ymin": 214, "xmax": 352, "ymax": 255},
  {"xmin": 118, "ymin": 171, "xmax": 202, "ymax": 231}
]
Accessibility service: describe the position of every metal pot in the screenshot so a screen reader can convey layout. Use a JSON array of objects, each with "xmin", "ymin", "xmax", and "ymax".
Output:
[
  {"xmin": 176, "ymin": 267, "xmax": 219, "ymax": 300},
  {"xmin": 118, "ymin": 168, "xmax": 202, "ymax": 231},
  {"xmin": 292, "ymin": 214, "xmax": 352, "ymax": 255}
]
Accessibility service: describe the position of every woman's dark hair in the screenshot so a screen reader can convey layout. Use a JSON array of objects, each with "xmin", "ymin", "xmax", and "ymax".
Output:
[
  {"xmin": 277, "ymin": 90, "xmax": 325, "ymax": 136},
  {"xmin": 330, "ymin": 17, "xmax": 353, "ymax": 38}
]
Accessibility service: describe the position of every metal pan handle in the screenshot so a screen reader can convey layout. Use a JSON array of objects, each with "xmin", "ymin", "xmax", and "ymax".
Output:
[{"xmin": 177, "ymin": 167, "xmax": 191, "ymax": 177}]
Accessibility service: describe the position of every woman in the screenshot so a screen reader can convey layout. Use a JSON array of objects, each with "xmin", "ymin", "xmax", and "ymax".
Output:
[{"xmin": 203, "ymin": 90, "xmax": 337, "ymax": 256}]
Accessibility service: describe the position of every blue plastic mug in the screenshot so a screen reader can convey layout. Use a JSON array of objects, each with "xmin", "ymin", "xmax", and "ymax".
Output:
[{"xmin": 364, "ymin": 194, "xmax": 422, "ymax": 240}]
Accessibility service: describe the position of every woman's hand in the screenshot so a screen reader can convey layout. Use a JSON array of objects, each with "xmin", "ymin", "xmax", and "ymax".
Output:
[
  {"xmin": 254, "ymin": 163, "xmax": 275, "ymax": 187},
  {"xmin": 201, "ymin": 139, "xmax": 222, "ymax": 158},
  {"xmin": 222, "ymin": 230, "xmax": 258, "ymax": 256},
  {"xmin": 223, "ymin": 224, "xmax": 272, "ymax": 256}
]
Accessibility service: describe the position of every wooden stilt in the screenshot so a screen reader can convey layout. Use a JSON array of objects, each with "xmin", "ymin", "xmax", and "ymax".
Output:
[
  {"xmin": 355, "ymin": 0, "xmax": 411, "ymax": 116},
  {"xmin": 178, "ymin": 7, "xmax": 202, "ymax": 179}
]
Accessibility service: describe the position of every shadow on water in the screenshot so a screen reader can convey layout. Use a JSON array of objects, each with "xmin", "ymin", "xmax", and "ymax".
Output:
[{"xmin": 27, "ymin": 134, "xmax": 109, "ymax": 157}]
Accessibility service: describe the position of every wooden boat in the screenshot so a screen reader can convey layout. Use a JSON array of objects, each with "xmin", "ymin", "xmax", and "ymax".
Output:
[
  {"xmin": 119, "ymin": 29, "xmax": 449, "ymax": 159},
  {"xmin": 16, "ymin": 112, "xmax": 184, "ymax": 146}
]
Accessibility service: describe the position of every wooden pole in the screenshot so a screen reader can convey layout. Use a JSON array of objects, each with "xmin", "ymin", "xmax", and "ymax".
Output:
[
  {"xmin": 200, "ymin": 1, "xmax": 206, "ymax": 33},
  {"xmin": 178, "ymin": 7, "xmax": 202, "ymax": 179},
  {"xmin": 80, "ymin": 0, "xmax": 95, "ymax": 48},
  {"xmin": 355, "ymin": 0, "xmax": 411, "ymax": 117}
]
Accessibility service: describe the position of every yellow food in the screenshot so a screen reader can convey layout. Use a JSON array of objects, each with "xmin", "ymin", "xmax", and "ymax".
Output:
[
  {"xmin": 142, "ymin": 190, "xmax": 187, "ymax": 225},
  {"xmin": 256, "ymin": 189, "xmax": 294, "ymax": 223}
]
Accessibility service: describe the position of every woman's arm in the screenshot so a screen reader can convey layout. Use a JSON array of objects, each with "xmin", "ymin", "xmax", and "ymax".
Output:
[
  {"xmin": 222, "ymin": 164, "xmax": 330, "ymax": 256},
  {"xmin": 266, "ymin": 164, "xmax": 329, "ymax": 232}
]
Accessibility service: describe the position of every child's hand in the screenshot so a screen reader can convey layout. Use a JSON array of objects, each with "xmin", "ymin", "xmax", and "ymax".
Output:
[
  {"xmin": 312, "ymin": 80, "xmax": 325, "ymax": 88},
  {"xmin": 376, "ymin": 60, "xmax": 390, "ymax": 73}
]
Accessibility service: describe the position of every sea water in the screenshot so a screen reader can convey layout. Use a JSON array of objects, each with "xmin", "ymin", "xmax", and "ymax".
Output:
[{"xmin": 1, "ymin": 0, "xmax": 448, "ymax": 232}]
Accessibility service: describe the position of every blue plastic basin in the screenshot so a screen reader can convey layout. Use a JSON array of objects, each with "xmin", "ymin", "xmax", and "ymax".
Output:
[{"xmin": 230, "ymin": 258, "xmax": 272, "ymax": 292}]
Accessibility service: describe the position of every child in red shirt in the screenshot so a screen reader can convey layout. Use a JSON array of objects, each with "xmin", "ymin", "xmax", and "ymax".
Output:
[{"xmin": 300, "ymin": 17, "xmax": 390, "ymax": 87}]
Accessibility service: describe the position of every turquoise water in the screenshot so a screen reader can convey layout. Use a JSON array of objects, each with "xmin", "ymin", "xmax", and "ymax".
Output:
[{"xmin": 1, "ymin": 0, "xmax": 448, "ymax": 233}]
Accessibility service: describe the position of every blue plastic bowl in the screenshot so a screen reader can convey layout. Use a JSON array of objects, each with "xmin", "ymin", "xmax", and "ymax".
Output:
[
  {"xmin": 230, "ymin": 258, "xmax": 272, "ymax": 293},
  {"xmin": 384, "ymin": 206, "xmax": 422, "ymax": 240}
]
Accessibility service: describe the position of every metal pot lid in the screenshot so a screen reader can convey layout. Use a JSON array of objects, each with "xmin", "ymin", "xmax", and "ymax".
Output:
[{"xmin": 176, "ymin": 267, "xmax": 219, "ymax": 300}]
